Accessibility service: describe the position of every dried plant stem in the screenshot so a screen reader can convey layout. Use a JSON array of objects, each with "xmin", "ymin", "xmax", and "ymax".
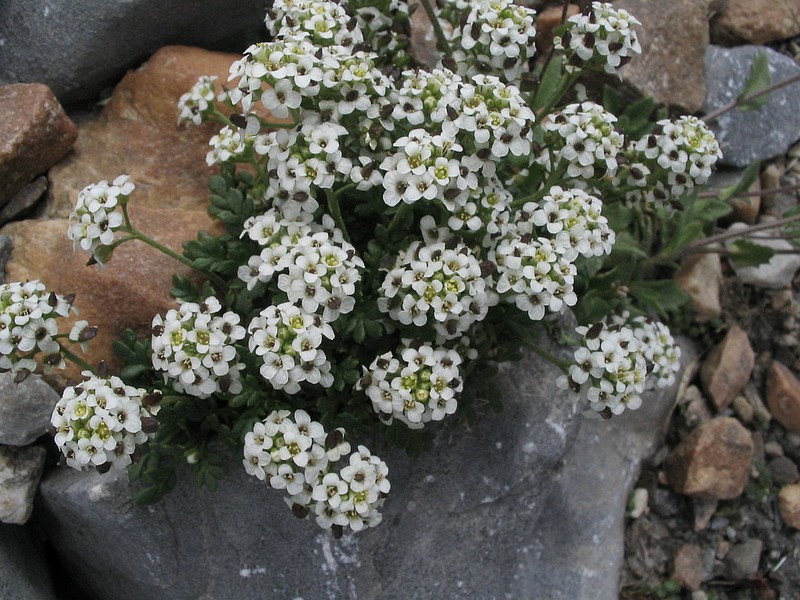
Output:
[
  {"xmin": 680, "ymin": 213, "xmax": 800, "ymax": 256},
  {"xmin": 703, "ymin": 72, "xmax": 800, "ymax": 123}
]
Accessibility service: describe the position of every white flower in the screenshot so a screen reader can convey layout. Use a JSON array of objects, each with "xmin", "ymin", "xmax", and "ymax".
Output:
[{"xmin": 51, "ymin": 373, "xmax": 159, "ymax": 471}]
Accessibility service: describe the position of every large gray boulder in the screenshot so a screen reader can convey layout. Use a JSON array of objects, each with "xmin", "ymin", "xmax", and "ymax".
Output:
[
  {"xmin": 0, "ymin": 0, "xmax": 266, "ymax": 107},
  {"xmin": 0, "ymin": 524, "xmax": 57, "ymax": 600},
  {"xmin": 0, "ymin": 372, "xmax": 61, "ymax": 447},
  {"xmin": 36, "ymin": 342, "xmax": 692, "ymax": 600},
  {"xmin": 703, "ymin": 45, "xmax": 800, "ymax": 167}
]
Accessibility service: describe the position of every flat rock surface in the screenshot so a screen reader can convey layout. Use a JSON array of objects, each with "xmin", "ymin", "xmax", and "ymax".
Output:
[
  {"xmin": 0, "ymin": 524, "xmax": 57, "ymax": 600},
  {"xmin": 615, "ymin": 0, "xmax": 709, "ymax": 113},
  {"xmin": 703, "ymin": 45, "xmax": 800, "ymax": 167},
  {"xmin": 46, "ymin": 45, "xmax": 243, "ymax": 219},
  {"xmin": 0, "ymin": 83, "xmax": 77, "ymax": 206},
  {"xmin": 1, "ymin": 209, "xmax": 222, "ymax": 384},
  {"xmin": 36, "ymin": 342, "xmax": 693, "ymax": 600}
]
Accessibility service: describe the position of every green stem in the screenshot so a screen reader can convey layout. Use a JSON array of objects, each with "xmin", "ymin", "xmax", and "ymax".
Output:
[
  {"xmin": 118, "ymin": 203, "xmax": 226, "ymax": 287},
  {"xmin": 535, "ymin": 71, "xmax": 581, "ymax": 120},
  {"xmin": 419, "ymin": 0, "xmax": 452, "ymax": 55},
  {"xmin": 387, "ymin": 203, "xmax": 412, "ymax": 234},
  {"xmin": 526, "ymin": 343, "xmax": 571, "ymax": 373},
  {"xmin": 326, "ymin": 189, "xmax": 350, "ymax": 242},
  {"xmin": 60, "ymin": 345, "xmax": 96, "ymax": 374}
]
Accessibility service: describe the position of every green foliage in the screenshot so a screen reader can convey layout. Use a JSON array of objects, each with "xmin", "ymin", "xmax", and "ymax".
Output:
[
  {"xmin": 737, "ymin": 52, "xmax": 771, "ymax": 112},
  {"xmin": 727, "ymin": 239, "xmax": 776, "ymax": 267}
]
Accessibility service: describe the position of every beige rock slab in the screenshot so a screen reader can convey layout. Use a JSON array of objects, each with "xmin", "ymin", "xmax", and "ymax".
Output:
[
  {"xmin": 766, "ymin": 360, "xmax": 800, "ymax": 432},
  {"xmin": 675, "ymin": 253, "xmax": 722, "ymax": 322},
  {"xmin": 615, "ymin": 0, "xmax": 710, "ymax": 113},
  {"xmin": 700, "ymin": 324, "xmax": 755, "ymax": 411},
  {"xmin": 0, "ymin": 83, "xmax": 78, "ymax": 206},
  {"xmin": 1, "ymin": 206, "xmax": 223, "ymax": 383},
  {"xmin": 665, "ymin": 416, "xmax": 754, "ymax": 500},
  {"xmin": 47, "ymin": 45, "xmax": 243, "ymax": 218},
  {"xmin": 712, "ymin": 0, "xmax": 800, "ymax": 44}
]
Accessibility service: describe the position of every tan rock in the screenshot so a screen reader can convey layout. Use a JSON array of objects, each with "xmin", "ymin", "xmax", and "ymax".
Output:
[
  {"xmin": 728, "ymin": 178, "xmax": 761, "ymax": 225},
  {"xmin": 615, "ymin": 0, "xmax": 710, "ymax": 112},
  {"xmin": 712, "ymin": 0, "xmax": 800, "ymax": 44},
  {"xmin": 766, "ymin": 361, "xmax": 800, "ymax": 432},
  {"xmin": 778, "ymin": 483, "xmax": 800, "ymax": 529},
  {"xmin": 666, "ymin": 416, "xmax": 754, "ymax": 500},
  {"xmin": 675, "ymin": 253, "xmax": 722, "ymax": 322},
  {"xmin": 0, "ymin": 83, "xmax": 78, "ymax": 206},
  {"xmin": 672, "ymin": 543, "xmax": 705, "ymax": 591},
  {"xmin": 1, "ymin": 206, "xmax": 222, "ymax": 384},
  {"xmin": 700, "ymin": 325, "xmax": 755, "ymax": 411},
  {"xmin": 47, "ymin": 45, "xmax": 245, "ymax": 218}
]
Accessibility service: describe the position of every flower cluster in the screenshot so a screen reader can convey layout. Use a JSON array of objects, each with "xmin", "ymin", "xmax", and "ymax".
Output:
[
  {"xmin": 51, "ymin": 373, "xmax": 160, "ymax": 471},
  {"xmin": 243, "ymin": 409, "xmax": 390, "ymax": 532},
  {"xmin": 558, "ymin": 322, "xmax": 648, "ymax": 417},
  {"xmin": 611, "ymin": 313, "xmax": 681, "ymax": 390},
  {"xmin": 67, "ymin": 175, "xmax": 134, "ymax": 264},
  {"xmin": 539, "ymin": 101, "xmax": 624, "ymax": 182},
  {"xmin": 266, "ymin": 0, "xmax": 364, "ymax": 50},
  {"xmin": 0, "ymin": 281, "xmax": 74, "ymax": 375},
  {"xmin": 621, "ymin": 116, "xmax": 723, "ymax": 207},
  {"xmin": 151, "ymin": 297, "xmax": 245, "ymax": 398},
  {"xmin": 488, "ymin": 186, "xmax": 613, "ymax": 321},
  {"xmin": 238, "ymin": 209, "xmax": 364, "ymax": 321},
  {"xmin": 438, "ymin": 0, "xmax": 537, "ymax": 85},
  {"xmin": 247, "ymin": 302, "xmax": 334, "ymax": 394},
  {"xmin": 360, "ymin": 341, "xmax": 463, "ymax": 428},
  {"xmin": 177, "ymin": 76, "xmax": 220, "ymax": 126},
  {"xmin": 51, "ymin": 0, "xmax": 713, "ymax": 535},
  {"xmin": 554, "ymin": 2, "xmax": 642, "ymax": 75},
  {"xmin": 378, "ymin": 239, "xmax": 494, "ymax": 340}
]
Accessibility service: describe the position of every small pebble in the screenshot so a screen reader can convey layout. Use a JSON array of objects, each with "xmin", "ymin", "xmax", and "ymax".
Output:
[
  {"xmin": 764, "ymin": 441, "xmax": 785, "ymax": 457},
  {"xmin": 629, "ymin": 488, "xmax": 649, "ymax": 519},
  {"xmin": 732, "ymin": 395, "xmax": 754, "ymax": 424},
  {"xmin": 769, "ymin": 456, "xmax": 800, "ymax": 485},
  {"xmin": 716, "ymin": 539, "xmax": 731, "ymax": 560}
]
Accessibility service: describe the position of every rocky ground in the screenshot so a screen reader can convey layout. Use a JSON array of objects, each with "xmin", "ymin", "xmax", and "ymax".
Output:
[{"xmin": 619, "ymin": 36, "xmax": 800, "ymax": 600}]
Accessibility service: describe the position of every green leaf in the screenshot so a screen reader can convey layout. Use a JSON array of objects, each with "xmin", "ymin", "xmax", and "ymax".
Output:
[
  {"xmin": 689, "ymin": 198, "xmax": 733, "ymax": 223},
  {"xmin": 659, "ymin": 221, "xmax": 703, "ymax": 257},
  {"xmin": 610, "ymin": 231, "xmax": 648, "ymax": 258},
  {"xmin": 737, "ymin": 52, "xmax": 771, "ymax": 112},
  {"xmin": 628, "ymin": 280, "xmax": 688, "ymax": 316},
  {"xmin": 728, "ymin": 239, "xmax": 776, "ymax": 267},
  {"xmin": 532, "ymin": 57, "xmax": 564, "ymax": 112}
]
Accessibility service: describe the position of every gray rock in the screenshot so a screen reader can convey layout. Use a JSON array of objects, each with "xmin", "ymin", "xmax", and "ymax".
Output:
[
  {"xmin": 703, "ymin": 45, "xmax": 800, "ymax": 167},
  {"xmin": 0, "ymin": 524, "xmax": 57, "ymax": 600},
  {"xmin": 726, "ymin": 222, "xmax": 800, "ymax": 288},
  {"xmin": 36, "ymin": 344, "xmax": 692, "ymax": 600},
  {"xmin": 0, "ymin": 372, "xmax": 60, "ymax": 447},
  {"xmin": 768, "ymin": 456, "xmax": 800, "ymax": 485},
  {"xmin": 0, "ymin": 176, "xmax": 47, "ymax": 226},
  {"xmin": 722, "ymin": 538, "xmax": 763, "ymax": 579},
  {"xmin": 0, "ymin": 445, "xmax": 46, "ymax": 524},
  {"xmin": 0, "ymin": 0, "xmax": 267, "ymax": 107}
]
